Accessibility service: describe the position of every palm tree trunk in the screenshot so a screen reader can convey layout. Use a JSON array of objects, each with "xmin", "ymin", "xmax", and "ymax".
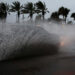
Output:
[
  {"xmin": 42, "ymin": 10, "xmax": 45, "ymax": 20},
  {"xmin": 4, "ymin": 12, "xmax": 7, "ymax": 23},
  {"xmin": 17, "ymin": 11, "xmax": 20, "ymax": 23},
  {"xmin": 65, "ymin": 17, "xmax": 66, "ymax": 24},
  {"xmin": 43, "ymin": 15, "xmax": 44, "ymax": 20},
  {"xmin": 30, "ymin": 13, "xmax": 33, "ymax": 22},
  {"xmin": 63, "ymin": 16, "xmax": 66, "ymax": 23}
]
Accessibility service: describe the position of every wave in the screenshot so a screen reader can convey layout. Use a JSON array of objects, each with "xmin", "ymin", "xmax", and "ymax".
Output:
[{"xmin": 0, "ymin": 23, "xmax": 59, "ymax": 60}]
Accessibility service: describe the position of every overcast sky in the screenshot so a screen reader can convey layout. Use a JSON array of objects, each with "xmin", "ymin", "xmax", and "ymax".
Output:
[{"xmin": 0, "ymin": 0, "xmax": 75, "ymax": 12}]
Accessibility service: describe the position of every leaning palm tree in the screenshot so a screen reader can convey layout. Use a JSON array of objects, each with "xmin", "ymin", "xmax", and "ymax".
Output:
[
  {"xmin": 71, "ymin": 13, "xmax": 75, "ymax": 20},
  {"xmin": 58, "ymin": 6, "xmax": 70, "ymax": 23},
  {"xmin": 11, "ymin": 1, "xmax": 22, "ymax": 22},
  {"xmin": 51, "ymin": 12, "xmax": 59, "ymax": 20},
  {"xmin": 23, "ymin": 2, "xmax": 35, "ymax": 20},
  {"xmin": 64, "ymin": 8, "xmax": 70, "ymax": 22},
  {"xmin": 35, "ymin": 1, "xmax": 49, "ymax": 20},
  {"xmin": 58, "ymin": 7, "xmax": 64, "ymax": 18},
  {"xmin": 0, "ymin": 2, "xmax": 9, "ymax": 22}
]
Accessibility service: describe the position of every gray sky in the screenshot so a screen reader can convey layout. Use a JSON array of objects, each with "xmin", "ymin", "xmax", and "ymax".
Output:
[{"xmin": 0, "ymin": 0, "xmax": 75, "ymax": 12}]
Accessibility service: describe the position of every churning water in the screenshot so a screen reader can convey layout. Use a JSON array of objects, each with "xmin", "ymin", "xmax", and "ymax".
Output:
[
  {"xmin": 43, "ymin": 22, "xmax": 75, "ymax": 53},
  {"xmin": 0, "ymin": 22, "xmax": 75, "ymax": 60}
]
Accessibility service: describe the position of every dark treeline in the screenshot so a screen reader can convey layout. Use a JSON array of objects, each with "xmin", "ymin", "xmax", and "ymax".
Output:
[{"xmin": 0, "ymin": 1, "xmax": 75, "ymax": 23}]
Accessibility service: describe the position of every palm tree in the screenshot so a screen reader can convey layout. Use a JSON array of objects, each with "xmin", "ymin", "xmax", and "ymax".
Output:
[
  {"xmin": 58, "ymin": 6, "xmax": 70, "ymax": 22},
  {"xmin": 23, "ymin": 2, "xmax": 35, "ymax": 20},
  {"xmin": 35, "ymin": 1, "xmax": 49, "ymax": 20},
  {"xmin": 11, "ymin": 1, "xmax": 22, "ymax": 22},
  {"xmin": 64, "ymin": 8, "xmax": 70, "ymax": 22},
  {"xmin": 0, "ymin": 2, "xmax": 8, "ymax": 22},
  {"xmin": 58, "ymin": 7, "xmax": 64, "ymax": 18},
  {"xmin": 51, "ymin": 12, "xmax": 59, "ymax": 20},
  {"xmin": 71, "ymin": 13, "xmax": 75, "ymax": 20}
]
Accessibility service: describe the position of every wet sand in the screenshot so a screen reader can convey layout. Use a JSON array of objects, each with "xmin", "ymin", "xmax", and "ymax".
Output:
[{"xmin": 0, "ymin": 52, "xmax": 75, "ymax": 75}]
